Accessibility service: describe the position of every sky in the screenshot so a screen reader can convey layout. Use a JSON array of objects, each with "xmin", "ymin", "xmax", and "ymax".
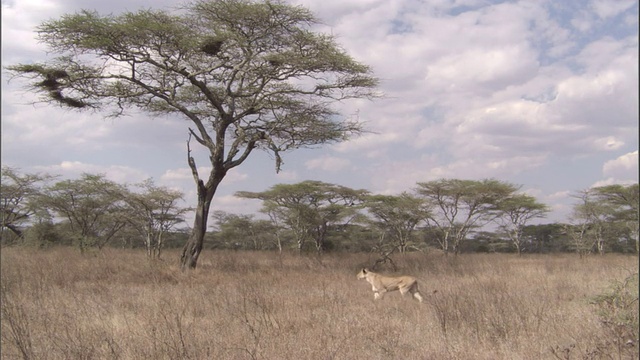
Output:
[{"xmin": 1, "ymin": 0, "xmax": 638, "ymax": 229}]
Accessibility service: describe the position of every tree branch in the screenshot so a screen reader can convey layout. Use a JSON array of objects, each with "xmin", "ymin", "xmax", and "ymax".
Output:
[{"xmin": 186, "ymin": 133, "xmax": 201, "ymax": 186}]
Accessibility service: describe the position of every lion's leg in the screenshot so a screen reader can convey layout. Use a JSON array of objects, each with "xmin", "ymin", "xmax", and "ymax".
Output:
[
  {"xmin": 374, "ymin": 289, "xmax": 386, "ymax": 300},
  {"xmin": 409, "ymin": 284, "xmax": 424, "ymax": 303}
]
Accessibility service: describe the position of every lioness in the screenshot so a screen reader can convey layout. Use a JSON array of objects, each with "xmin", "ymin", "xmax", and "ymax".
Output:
[{"xmin": 357, "ymin": 268, "xmax": 424, "ymax": 303}]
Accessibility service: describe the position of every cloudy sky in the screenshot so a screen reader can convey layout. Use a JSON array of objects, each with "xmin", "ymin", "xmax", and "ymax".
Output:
[{"xmin": 2, "ymin": 0, "xmax": 638, "ymax": 227}]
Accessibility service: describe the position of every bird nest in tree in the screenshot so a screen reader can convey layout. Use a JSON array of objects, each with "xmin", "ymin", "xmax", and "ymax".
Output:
[
  {"xmin": 200, "ymin": 37, "xmax": 224, "ymax": 56},
  {"xmin": 16, "ymin": 64, "xmax": 87, "ymax": 108},
  {"xmin": 264, "ymin": 54, "xmax": 284, "ymax": 67}
]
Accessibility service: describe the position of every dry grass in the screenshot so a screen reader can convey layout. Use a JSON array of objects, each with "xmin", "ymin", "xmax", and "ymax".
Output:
[{"xmin": 1, "ymin": 247, "xmax": 638, "ymax": 360}]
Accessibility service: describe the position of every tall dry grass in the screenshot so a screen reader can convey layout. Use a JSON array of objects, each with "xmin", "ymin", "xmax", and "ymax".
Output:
[{"xmin": 1, "ymin": 247, "xmax": 637, "ymax": 359}]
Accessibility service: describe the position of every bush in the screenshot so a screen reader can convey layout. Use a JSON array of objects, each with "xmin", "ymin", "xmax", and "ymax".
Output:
[
  {"xmin": 24, "ymin": 221, "xmax": 61, "ymax": 247},
  {"xmin": 590, "ymin": 272, "xmax": 639, "ymax": 358}
]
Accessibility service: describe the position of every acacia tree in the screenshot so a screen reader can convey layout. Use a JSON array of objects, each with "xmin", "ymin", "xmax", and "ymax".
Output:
[
  {"xmin": 591, "ymin": 184, "xmax": 639, "ymax": 254},
  {"xmin": 566, "ymin": 184, "xmax": 639, "ymax": 256},
  {"xmin": 521, "ymin": 223, "xmax": 567, "ymax": 253},
  {"xmin": 494, "ymin": 194, "xmax": 549, "ymax": 255},
  {"xmin": 364, "ymin": 193, "xmax": 430, "ymax": 253},
  {"xmin": 126, "ymin": 179, "xmax": 190, "ymax": 259},
  {"xmin": 238, "ymin": 187, "xmax": 312, "ymax": 252},
  {"xmin": 415, "ymin": 179, "xmax": 518, "ymax": 255},
  {"xmin": 565, "ymin": 190, "xmax": 606, "ymax": 257},
  {"xmin": 39, "ymin": 174, "xmax": 130, "ymax": 252},
  {"xmin": 237, "ymin": 180, "xmax": 368, "ymax": 252},
  {"xmin": 0, "ymin": 166, "xmax": 54, "ymax": 242},
  {"xmin": 6, "ymin": 0, "xmax": 377, "ymax": 269},
  {"xmin": 211, "ymin": 211, "xmax": 277, "ymax": 250}
]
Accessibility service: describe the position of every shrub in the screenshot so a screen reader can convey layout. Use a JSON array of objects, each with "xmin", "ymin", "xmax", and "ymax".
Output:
[{"xmin": 590, "ymin": 272, "xmax": 639, "ymax": 358}]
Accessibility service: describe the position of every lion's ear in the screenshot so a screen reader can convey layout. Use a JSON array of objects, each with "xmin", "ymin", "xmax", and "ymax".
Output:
[{"xmin": 362, "ymin": 268, "xmax": 368, "ymax": 273}]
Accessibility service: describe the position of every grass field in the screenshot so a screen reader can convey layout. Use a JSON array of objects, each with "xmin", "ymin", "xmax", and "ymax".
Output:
[{"xmin": 1, "ymin": 247, "xmax": 638, "ymax": 359}]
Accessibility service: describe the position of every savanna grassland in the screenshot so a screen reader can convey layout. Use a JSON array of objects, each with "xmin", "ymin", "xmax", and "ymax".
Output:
[{"xmin": 1, "ymin": 247, "xmax": 638, "ymax": 360}]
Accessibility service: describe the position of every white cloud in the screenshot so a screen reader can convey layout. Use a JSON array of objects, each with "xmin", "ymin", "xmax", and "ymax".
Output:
[
  {"xmin": 590, "ymin": 0, "xmax": 636, "ymax": 19},
  {"xmin": 426, "ymin": 45, "xmax": 539, "ymax": 93},
  {"xmin": 571, "ymin": 11, "xmax": 595, "ymax": 33},
  {"xmin": 274, "ymin": 170, "xmax": 299, "ymax": 182},
  {"xmin": 161, "ymin": 168, "xmax": 194, "ymax": 182},
  {"xmin": 0, "ymin": 0, "xmax": 61, "ymax": 61},
  {"xmin": 546, "ymin": 191, "xmax": 571, "ymax": 201},
  {"xmin": 210, "ymin": 194, "xmax": 262, "ymax": 216},
  {"xmin": 334, "ymin": 132, "xmax": 401, "ymax": 156},
  {"xmin": 592, "ymin": 136, "xmax": 625, "ymax": 151},
  {"xmin": 33, "ymin": 161, "xmax": 149, "ymax": 183},
  {"xmin": 602, "ymin": 151, "xmax": 639, "ymax": 179},
  {"xmin": 305, "ymin": 156, "xmax": 350, "ymax": 171},
  {"xmin": 160, "ymin": 166, "xmax": 247, "ymax": 187}
]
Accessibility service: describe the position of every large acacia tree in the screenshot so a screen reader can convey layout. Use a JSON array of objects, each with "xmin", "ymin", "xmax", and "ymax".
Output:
[{"xmin": 6, "ymin": 0, "xmax": 378, "ymax": 268}]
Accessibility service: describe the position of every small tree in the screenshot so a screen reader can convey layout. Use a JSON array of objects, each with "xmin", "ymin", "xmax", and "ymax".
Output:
[
  {"xmin": 495, "ymin": 194, "xmax": 549, "ymax": 255},
  {"xmin": 259, "ymin": 202, "xmax": 288, "ymax": 252},
  {"xmin": 520, "ymin": 223, "xmax": 567, "ymax": 253},
  {"xmin": 364, "ymin": 192, "xmax": 430, "ymax": 253},
  {"xmin": 415, "ymin": 178, "xmax": 518, "ymax": 255},
  {"xmin": 6, "ymin": 0, "xmax": 378, "ymax": 269},
  {"xmin": 211, "ymin": 211, "xmax": 276, "ymax": 250},
  {"xmin": 38, "ymin": 174, "xmax": 129, "ymax": 252},
  {"xmin": 126, "ymin": 179, "xmax": 190, "ymax": 258},
  {"xmin": 568, "ymin": 188, "xmax": 621, "ymax": 256},
  {"xmin": 591, "ymin": 184, "xmax": 639, "ymax": 254},
  {"xmin": 0, "ymin": 166, "xmax": 54, "ymax": 243},
  {"xmin": 237, "ymin": 181, "xmax": 368, "ymax": 252}
]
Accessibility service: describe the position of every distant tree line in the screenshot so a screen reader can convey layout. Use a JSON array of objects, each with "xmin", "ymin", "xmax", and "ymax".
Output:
[
  {"xmin": 1, "ymin": 167, "xmax": 190, "ymax": 258},
  {"xmin": 2, "ymin": 166, "xmax": 638, "ymax": 256}
]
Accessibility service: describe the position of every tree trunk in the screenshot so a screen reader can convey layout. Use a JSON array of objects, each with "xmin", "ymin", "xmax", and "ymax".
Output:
[
  {"xmin": 452, "ymin": 237, "xmax": 461, "ymax": 255},
  {"xmin": 314, "ymin": 222, "xmax": 327, "ymax": 253},
  {"xmin": 596, "ymin": 238, "xmax": 605, "ymax": 255},
  {"xmin": 180, "ymin": 180, "xmax": 216, "ymax": 270},
  {"xmin": 297, "ymin": 239, "xmax": 303, "ymax": 254},
  {"xmin": 181, "ymin": 221, "xmax": 205, "ymax": 269},
  {"xmin": 145, "ymin": 229, "xmax": 153, "ymax": 258},
  {"xmin": 274, "ymin": 230, "xmax": 283, "ymax": 253},
  {"xmin": 398, "ymin": 239, "xmax": 407, "ymax": 253},
  {"xmin": 155, "ymin": 231, "xmax": 163, "ymax": 259},
  {"xmin": 440, "ymin": 231, "xmax": 450, "ymax": 256},
  {"xmin": 442, "ymin": 240, "xmax": 449, "ymax": 256}
]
